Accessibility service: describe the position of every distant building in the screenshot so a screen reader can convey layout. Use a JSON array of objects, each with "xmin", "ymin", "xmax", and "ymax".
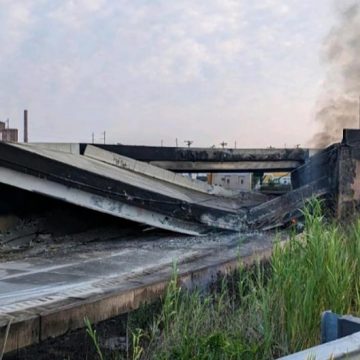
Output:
[
  {"xmin": 0, "ymin": 121, "xmax": 19, "ymax": 142},
  {"xmin": 262, "ymin": 172, "xmax": 291, "ymax": 186},
  {"xmin": 0, "ymin": 129, "xmax": 18, "ymax": 142},
  {"xmin": 208, "ymin": 173, "xmax": 252, "ymax": 191}
]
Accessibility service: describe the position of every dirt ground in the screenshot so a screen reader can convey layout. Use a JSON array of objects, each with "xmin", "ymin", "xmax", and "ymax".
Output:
[{"xmin": 4, "ymin": 311, "xmax": 133, "ymax": 360}]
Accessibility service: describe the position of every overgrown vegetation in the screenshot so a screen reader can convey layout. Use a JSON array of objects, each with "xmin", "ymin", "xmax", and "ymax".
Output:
[{"xmin": 87, "ymin": 200, "xmax": 360, "ymax": 359}]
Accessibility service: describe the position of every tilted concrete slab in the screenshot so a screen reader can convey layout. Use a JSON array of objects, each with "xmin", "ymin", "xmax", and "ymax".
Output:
[
  {"xmin": 0, "ymin": 232, "xmax": 278, "ymax": 354},
  {"xmin": 0, "ymin": 142, "xmax": 333, "ymax": 235},
  {"xmin": 12, "ymin": 143, "xmax": 244, "ymax": 212},
  {"xmin": 0, "ymin": 166, "xmax": 209, "ymax": 236},
  {"xmin": 28, "ymin": 143, "xmax": 80, "ymax": 155},
  {"xmin": 84, "ymin": 145, "xmax": 233, "ymax": 196},
  {"xmin": 0, "ymin": 142, "xmax": 252, "ymax": 234}
]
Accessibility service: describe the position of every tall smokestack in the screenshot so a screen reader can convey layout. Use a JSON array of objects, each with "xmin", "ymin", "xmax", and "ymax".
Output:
[{"xmin": 24, "ymin": 109, "xmax": 28, "ymax": 143}]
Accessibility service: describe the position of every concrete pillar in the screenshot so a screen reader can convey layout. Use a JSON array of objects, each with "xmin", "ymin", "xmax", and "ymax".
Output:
[{"xmin": 337, "ymin": 129, "xmax": 360, "ymax": 219}]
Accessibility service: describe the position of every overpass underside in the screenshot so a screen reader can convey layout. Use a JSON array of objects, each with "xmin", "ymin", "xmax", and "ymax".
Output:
[{"xmin": 82, "ymin": 144, "xmax": 309, "ymax": 173}]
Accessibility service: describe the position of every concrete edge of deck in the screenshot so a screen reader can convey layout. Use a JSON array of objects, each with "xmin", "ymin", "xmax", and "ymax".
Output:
[{"xmin": 0, "ymin": 242, "xmax": 276, "ymax": 354}]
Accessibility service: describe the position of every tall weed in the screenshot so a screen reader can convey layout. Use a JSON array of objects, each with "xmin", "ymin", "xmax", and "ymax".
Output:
[{"xmin": 100, "ymin": 200, "xmax": 360, "ymax": 359}]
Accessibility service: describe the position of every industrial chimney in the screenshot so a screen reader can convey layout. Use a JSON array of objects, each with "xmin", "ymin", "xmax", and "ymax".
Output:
[{"xmin": 24, "ymin": 109, "xmax": 28, "ymax": 143}]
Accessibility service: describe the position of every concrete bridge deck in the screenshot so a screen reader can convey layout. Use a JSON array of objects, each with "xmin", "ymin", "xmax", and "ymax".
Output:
[
  {"xmin": 0, "ymin": 231, "xmax": 277, "ymax": 354},
  {"xmin": 32, "ymin": 143, "xmax": 310, "ymax": 173},
  {"xmin": 84, "ymin": 144, "xmax": 310, "ymax": 172}
]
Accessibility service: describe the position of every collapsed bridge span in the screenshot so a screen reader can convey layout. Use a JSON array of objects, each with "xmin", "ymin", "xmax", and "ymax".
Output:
[
  {"xmin": 1, "ymin": 131, "xmax": 360, "ymax": 355},
  {"xmin": 0, "ymin": 137, "xmax": 346, "ymax": 236},
  {"xmin": 0, "ymin": 142, "xmax": 248, "ymax": 235},
  {"xmin": 0, "ymin": 129, "xmax": 357, "ymax": 235}
]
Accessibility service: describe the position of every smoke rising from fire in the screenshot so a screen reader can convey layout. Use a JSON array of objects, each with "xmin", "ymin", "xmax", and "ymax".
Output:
[{"xmin": 313, "ymin": 3, "xmax": 360, "ymax": 147}]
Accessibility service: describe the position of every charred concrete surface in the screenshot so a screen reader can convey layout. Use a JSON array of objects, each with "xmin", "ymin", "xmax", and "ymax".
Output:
[
  {"xmin": 0, "ymin": 133, "xmax": 357, "ymax": 235},
  {"xmin": 336, "ymin": 129, "xmax": 360, "ymax": 219},
  {"xmin": 85, "ymin": 144, "xmax": 309, "ymax": 162},
  {"xmin": 291, "ymin": 144, "xmax": 339, "ymax": 190},
  {"xmin": 0, "ymin": 188, "xmax": 283, "ymax": 355},
  {"xmin": 0, "ymin": 188, "xmax": 146, "ymax": 261},
  {"xmin": 85, "ymin": 144, "xmax": 309, "ymax": 173},
  {"xmin": 291, "ymin": 129, "xmax": 360, "ymax": 220},
  {"xmin": 0, "ymin": 142, "xmax": 250, "ymax": 235},
  {"xmin": 248, "ymin": 179, "xmax": 330, "ymax": 230},
  {"xmin": 0, "ymin": 230, "xmax": 279, "ymax": 354},
  {"xmin": 0, "ymin": 142, "xmax": 309, "ymax": 236},
  {"xmin": 0, "ymin": 141, "xmax": 333, "ymax": 237}
]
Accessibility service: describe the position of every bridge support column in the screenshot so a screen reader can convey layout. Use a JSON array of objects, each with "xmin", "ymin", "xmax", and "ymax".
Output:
[{"xmin": 337, "ymin": 129, "xmax": 360, "ymax": 219}]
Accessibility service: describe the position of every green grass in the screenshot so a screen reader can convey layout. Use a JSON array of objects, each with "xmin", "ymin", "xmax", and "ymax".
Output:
[{"xmin": 88, "ymin": 200, "xmax": 360, "ymax": 359}]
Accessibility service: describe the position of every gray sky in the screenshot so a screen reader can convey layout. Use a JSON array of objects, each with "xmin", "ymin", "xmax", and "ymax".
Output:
[{"xmin": 0, "ymin": 0, "xmax": 336, "ymax": 147}]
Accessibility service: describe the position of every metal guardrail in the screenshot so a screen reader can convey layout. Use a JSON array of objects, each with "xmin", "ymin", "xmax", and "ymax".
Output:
[
  {"xmin": 278, "ymin": 311, "xmax": 360, "ymax": 360},
  {"xmin": 321, "ymin": 311, "xmax": 360, "ymax": 343}
]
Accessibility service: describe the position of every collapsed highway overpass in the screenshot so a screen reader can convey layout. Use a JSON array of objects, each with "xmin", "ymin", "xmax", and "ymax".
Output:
[
  {"xmin": 1, "ymin": 130, "xmax": 360, "ymax": 355},
  {"xmin": 0, "ymin": 129, "xmax": 357, "ymax": 236},
  {"xmin": 0, "ymin": 131, "xmax": 355, "ymax": 236}
]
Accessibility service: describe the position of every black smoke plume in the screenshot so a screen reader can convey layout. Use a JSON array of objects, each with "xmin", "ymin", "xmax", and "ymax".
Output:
[{"xmin": 312, "ymin": 3, "xmax": 360, "ymax": 147}]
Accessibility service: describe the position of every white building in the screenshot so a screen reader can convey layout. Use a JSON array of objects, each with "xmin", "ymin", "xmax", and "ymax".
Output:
[{"xmin": 208, "ymin": 173, "xmax": 252, "ymax": 191}]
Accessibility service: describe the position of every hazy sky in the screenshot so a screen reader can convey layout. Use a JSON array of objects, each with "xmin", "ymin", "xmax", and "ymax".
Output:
[{"xmin": 0, "ymin": 0, "xmax": 336, "ymax": 147}]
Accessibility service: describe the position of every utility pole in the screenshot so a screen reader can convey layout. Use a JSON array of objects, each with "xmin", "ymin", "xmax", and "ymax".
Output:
[
  {"xmin": 220, "ymin": 141, "xmax": 227, "ymax": 149},
  {"xmin": 175, "ymin": 138, "xmax": 178, "ymax": 147},
  {"xmin": 6, "ymin": 118, "xmax": 9, "ymax": 129},
  {"xmin": 103, "ymin": 131, "xmax": 106, "ymax": 144},
  {"xmin": 92, "ymin": 132, "xmax": 95, "ymax": 144},
  {"xmin": 184, "ymin": 140, "xmax": 193, "ymax": 148},
  {"xmin": 234, "ymin": 140, "xmax": 237, "ymax": 149}
]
